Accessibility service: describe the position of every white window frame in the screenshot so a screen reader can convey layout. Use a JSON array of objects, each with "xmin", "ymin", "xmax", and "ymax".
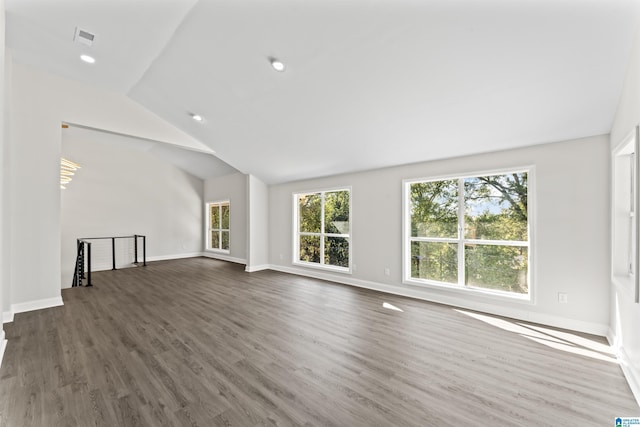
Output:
[
  {"xmin": 293, "ymin": 187, "xmax": 352, "ymax": 273},
  {"xmin": 206, "ymin": 200, "xmax": 230, "ymax": 253},
  {"xmin": 612, "ymin": 126, "xmax": 639, "ymax": 303},
  {"xmin": 402, "ymin": 167, "xmax": 533, "ymax": 301}
]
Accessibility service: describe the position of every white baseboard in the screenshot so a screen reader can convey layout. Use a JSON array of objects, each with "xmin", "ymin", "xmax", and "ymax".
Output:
[
  {"xmin": 202, "ymin": 252, "xmax": 247, "ymax": 265},
  {"xmin": 11, "ymin": 296, "xmax": 64, "ymax": 314},
  {"xmin": 617, "ymin": 344, "xmax": 640, "ymax": 408},
  {"xmin": 607, "ymin": 327, "xmax": 640, "ymax": 408},
  {"xmin": 3, "ymin": 296, "xmax": 65, "ymax": 324},
  {"xmin": 146, "ymin": 252, "xmax": 204, "ymax": 262},
  {"xmin": 245, "ymin": 264, "xmax": 270, "ymax": 273},
  {"xmin": 606, "ymin": 327, "xmax": 616, "ymax": 348},
  {"xmin": 525, "ymin": 313, "xmax": 608, "ymax": 337},
  {"xmin": 267, "ymin": 264, "xmax": 608, "ymax": 336},
  {"xmin": 2, "ymin": 311, "xmax": 13, "ymax": 324}
]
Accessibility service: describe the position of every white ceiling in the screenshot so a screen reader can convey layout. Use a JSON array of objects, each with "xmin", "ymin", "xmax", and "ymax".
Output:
[
  {"xmin": 6, "ymin": 0, "xmax": 640, "ymax": 184},
  {"xmin": 6, "ymin": 0, "xmax": 198, "ymax": 93},
  {"xmin": 62, "ymin": 125, "xmax": 238, "ymax": 181}
]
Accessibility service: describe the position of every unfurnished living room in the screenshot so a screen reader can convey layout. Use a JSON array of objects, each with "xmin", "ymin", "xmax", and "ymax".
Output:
[{"xmin": 0, "ymin": 0, "xmax": 640, "ymax": 425}]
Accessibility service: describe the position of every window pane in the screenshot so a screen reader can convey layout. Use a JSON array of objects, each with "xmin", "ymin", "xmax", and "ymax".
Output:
[
  {"xmin": 325, "ymin": 237, "xmax": 349, "ymax": 268},
  {"xmin": 210, "ymin": 205, "xmax": 220, "ymax": 229},
  {"xmin": 465, "ymin": 244, "xmax": 528, "ymax": 294},
  {"xmin": 464, "ymin": 173, "xmax": 528, "ymax": 241},
  {"xmin": 324, "ymin": 191, "xmax": 350, "ymax": 235},
  {"xmin": 221, "ymin": 231, "xmax": 230, "ymax": 250},
  {"xmin": 299, "ymin": 194, "xmax": 321, "ymax": 233},
  {"xmin": 299, "ymin": 235, "xmax": 321, "ymax": 263},
  {"xmin": 410, "ymin": 241, "xmax": 458, "ymax": 283},
  {"xmin": 221, "ymin": 204, "xmax": 230, "ymax": 229},
  {"xmin": 211, "ymin": 231, "xmax": 220, "ymax": 249},
  {"xmin": 410, "ymin": 180, "xmax": 459, "ymax": 238}
]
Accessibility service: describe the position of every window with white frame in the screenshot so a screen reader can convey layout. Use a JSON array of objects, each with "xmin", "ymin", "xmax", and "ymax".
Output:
[
  {"xmin": 294, "ymin": 189, "xmax": 351, "ymax": 271},
  {"xmin": 207, "ymin": 201, "xmax": 230, "ymax": 252},
  {"xmin": 612, "ymin": 126, "xmax": 638, "ymax": 302},
  {"xmin": 404, "ymin": 170, "xmax": 530, "ymax": 297}
]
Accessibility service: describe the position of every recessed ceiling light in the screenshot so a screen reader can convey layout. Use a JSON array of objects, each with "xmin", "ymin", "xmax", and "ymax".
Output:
[
  {"xmin": 270, "ymin": 58, "xmax": 285, "ymax": 72},
  {"xmin": 191, "ymin": 113, "xmax": 203, "ymax": 122},
  {"xmin": 80, "ymin": 54, "xmax": 95, "ymax": 64}
]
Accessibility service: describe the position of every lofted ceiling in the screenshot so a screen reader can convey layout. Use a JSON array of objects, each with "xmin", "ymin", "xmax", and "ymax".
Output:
[
  {"xmin": 62, "ymin": 125, "xmax": 238, "ymax": 181},
  {"xmin": 6, "ymin": 0, "xmax": 640, "ymax": 184}
]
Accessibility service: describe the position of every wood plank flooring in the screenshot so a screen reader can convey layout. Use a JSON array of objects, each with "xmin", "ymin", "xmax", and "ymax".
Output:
[{"xmin": 0, "ymin": 257, "xmax": 637, "ymax": 426}]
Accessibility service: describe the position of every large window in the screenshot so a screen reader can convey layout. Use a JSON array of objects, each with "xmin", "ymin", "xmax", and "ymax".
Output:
[
  {"xmin": 404, "ymin": 170, "xmax": 530, "ymax": 297},
  {"xmin": 612, "ymin": 126, "xmax": 639, "ymax": 302},
  {"xmin": 294, "ymin": 188, "xmax": 351, "ymax": 271},
  {"xmin": 207, "ymin": 201, "xmax": 230, "ymax": 252}
]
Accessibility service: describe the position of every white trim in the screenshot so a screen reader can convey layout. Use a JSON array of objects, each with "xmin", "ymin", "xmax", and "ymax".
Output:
[
  {"xmin": 2, "ymin": 311, "xmax": 14, "ymax": 324},
  {"xmin": 267, "ymin": 264, "xmax": 607, "ymax": 336},
  {"xmin": 82, "ymin": 253, "xmax": 204, "ymax": 266},
  {"xmin": 0, "ymin": 334, "xmax": 7, "ymax": 368},
  {"xmin": 11, "ymin": 296, "xmax": 64, "ymax": 314},
  {"xmin": 616, "ymin": 342, "xmax": 640, "ymax": 408},
  {"xmin": 402, "ymin": 167, "xmax": 534, "ymax": 302},
  {"xmin": 82, "ymin": 263, "xmax": 136, "ymax": 273},
  {"xmin": 145, "ymin": 252, "xmax": 203, "ymax": 262},
  {"xmin": 292, "ymin": 186, "xmax": 353, "ymax": 273},
  {"xmin": 292, "ymin": 260, "xmax": 351, "ymax": 274},
  {"xmin": 245, "ymin": 264, "xmax": 270, "ymax": 273},
  {"xmin": 611, "ymin": 126, "xmax": 639, "ymax": 302},
  {"xmin": 402, "ymin": 277, "xmax": 532, "ymax": 303},
  {"xmin": 205, "ymin": 200, "xmax": 231, "ymax": 252},
  {"xmin": 202, "ymin": 251, "xmax": 246, "ymax": 265},
  {"xmin": 403, "ymin": 165, "xmax": 534, "ymax": 185},
  {"xmin": 206, "ymin": 248, "xmax": 231, "ymax": 255},
  {"xmin": 606, "ymin": 327, "xmax": 616, "ymax": 348},
  {"xmin": 607, "ymin": 327, "xmax": 640, "ymax": 408}
]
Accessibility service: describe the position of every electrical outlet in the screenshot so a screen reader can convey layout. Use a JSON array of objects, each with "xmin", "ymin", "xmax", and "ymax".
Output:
[
  {"xmin": 279, "ymin": 253, "xmax": 284, "ymax": 260},
  {"xmin": 384, "ymin": 268, "xmax": 390, "ymax": 276},
  {"xmin": 352, "ymin": 263, "xmax": 357, "ymax": 271},
  {"xmin": 558, "ymin": 292, "xmax": 568, "ymax": 304}
]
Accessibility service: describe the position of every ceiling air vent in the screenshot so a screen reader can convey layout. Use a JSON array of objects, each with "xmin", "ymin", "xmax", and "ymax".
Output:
[{"xmin": 74, "ymin": 27, "xmax": 95, "ymax": 47}]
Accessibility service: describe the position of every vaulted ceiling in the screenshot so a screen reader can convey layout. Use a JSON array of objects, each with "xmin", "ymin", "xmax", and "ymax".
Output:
[{"xmin": 6, "ymin": 0, "xmax": 640, "ymax": 184}]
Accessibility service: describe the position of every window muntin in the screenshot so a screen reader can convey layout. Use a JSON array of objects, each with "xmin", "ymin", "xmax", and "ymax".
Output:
[
  {"xmin": 207, "ymin": 201, "xmax": 230, "ymax": 252},
  {"xmin": 406, "ymin": 171, "xmax": 529, "ymax": 297},
  {"xmin": 295, "ymin": 189, "xmax": 351, "ymax": 271}
]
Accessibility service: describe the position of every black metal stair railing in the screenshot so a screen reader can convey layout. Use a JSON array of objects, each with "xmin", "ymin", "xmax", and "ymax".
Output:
[{"xmin": 72, "ymin": 235, "xmax": 146, "ymax": 287}]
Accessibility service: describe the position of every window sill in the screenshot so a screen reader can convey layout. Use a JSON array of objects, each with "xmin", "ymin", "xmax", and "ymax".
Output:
[
  {"xmin": 293, "ymin": 261, "xmax": 352, "ymax": 275},
  {"xmin": 403, "ymin": 277, "xmax": 531, "ymax": 303}
]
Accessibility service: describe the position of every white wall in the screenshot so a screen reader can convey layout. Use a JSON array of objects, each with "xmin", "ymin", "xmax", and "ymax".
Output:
[
  {"xmin": 61, "ymin": 131, "xmax": 203, "ymax": 288},
  {"xmin": 610, "ymin": 9, "xmax": 640, "ymax": 404},
  {"xmin": 0, "ymin": 0, "xmax": 6, "ymax": 348},
  {"xmin": 203, "ymin": 172, "xmax": 247, "ymax": 264},
  {"xmin": 270, "ymin": 135, "xmax": 611, "ymax": 335},
  {"xmin": 2, "ymin": 48, "xmax": 10, "ymax": 320},
  {"xmin": 246, "ymin": 174, "xmax": 269, "ymax": 272},
  {"xmin": 6, "ymin": 62, "xmax": 208, "ymax": 312}
]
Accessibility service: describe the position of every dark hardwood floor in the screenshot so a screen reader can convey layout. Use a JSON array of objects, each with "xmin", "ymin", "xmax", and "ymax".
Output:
[{"xmin": 0, "ymin": 257, "xmax": 636, "ymax": 426}]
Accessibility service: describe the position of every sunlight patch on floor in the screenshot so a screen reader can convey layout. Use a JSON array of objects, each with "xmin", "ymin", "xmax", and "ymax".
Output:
[
  {"xmin": 520, "ymin": 323, "xmax": 613, "ymax": 355},
  {"xmin": 383, "ymin": 302, "xmax": 404, "ymax": 312},
  {"xmin": 455, "ymin": 309, "xmax": 618, "ymax": 364}
]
